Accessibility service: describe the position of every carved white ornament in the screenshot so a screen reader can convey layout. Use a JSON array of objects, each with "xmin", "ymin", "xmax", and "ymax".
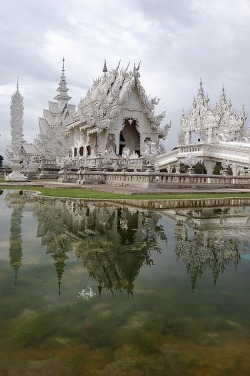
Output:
[{"xmin": 183, "ymin": 153, "xmax": 202, "ymax": 168}]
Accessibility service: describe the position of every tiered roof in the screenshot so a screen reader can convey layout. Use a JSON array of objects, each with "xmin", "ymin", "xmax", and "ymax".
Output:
[
  {"xmin": 35, "ymin": 59, "xmax": 76, "ymax": 159},
  {"xmin": 67, "ymin": 61, "xmax": 168, "ymax": 137}
]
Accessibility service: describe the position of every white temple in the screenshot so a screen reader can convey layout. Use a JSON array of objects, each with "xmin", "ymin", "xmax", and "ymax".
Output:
[
  {"xmin": 179, "ymin": 79, "xmax": 247, "ymax": 145},
  {"xmin": 65, "ymin": 60, "xmax": 169, "ymax": 162},
  {"xmin": 6, "ymin": 60, "xmax": 250, "ymax": 186},
  {"xmin": 157, "ymin": 79, "xmax": 250, "ymax": 176}
]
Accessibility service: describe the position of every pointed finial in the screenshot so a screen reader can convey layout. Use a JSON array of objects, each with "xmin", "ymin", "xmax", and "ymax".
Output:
[
  {"xmin": 16, "ymin": 76, "xmax": 19, "ymax": 91},
  {"xmin": 98, "ymin": 285, "xmax": 102, "ymax": 299},
  {"xmin": 103, "ymin": 58, "xmax": 108, "ymax": 73},
  {"xmin": 54, "ymin": 58, "xmax": 71, "ymax": 102},
  {"xmin": 220, "ymin": 85, "xmax": 227, "ymax": 102},
  {"xmin": 137, "ymin": 61, "xmax": 141, "ymax": 70},
  {"xmin": 58, "ymin": 281, "xmax": 61, "ymax": 295},
  {"xmin": 116, "ymin": 59, "xmax": 121, "ymax": 72},
  {"xmin": 125, "ymin": 62, "xmax": 130, "ymax": 72}
]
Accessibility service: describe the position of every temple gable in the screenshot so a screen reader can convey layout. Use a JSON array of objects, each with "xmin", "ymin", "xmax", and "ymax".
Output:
[{"xmin": 66, "ymin": 61, "xmax": 170, "ymax": 159}]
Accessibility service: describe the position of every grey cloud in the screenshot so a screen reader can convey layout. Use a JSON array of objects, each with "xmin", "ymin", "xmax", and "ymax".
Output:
[{"xmin": 1, "ymin": 0, "xmax": 250, "ymax": 152}]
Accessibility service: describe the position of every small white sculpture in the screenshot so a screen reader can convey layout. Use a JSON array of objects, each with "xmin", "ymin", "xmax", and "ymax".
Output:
[
  {"xmin": 122, "ymin": 146, "xmax": 130, "ymax": 159},
  {"xmin": 120, "ymin": 218, "xmax": 128, "ymax": 231},
  {"xmin": 77, "ymin": 286, "xmax": 96, "ymax": 300}
]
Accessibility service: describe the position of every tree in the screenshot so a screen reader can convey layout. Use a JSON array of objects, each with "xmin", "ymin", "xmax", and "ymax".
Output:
[
  {"xmin": 194, "ymin": 162, "xmax": 207, "ymax": 174},
  {"xmin": 213, "ymin": 162, "xmax": 222, "ymax": 175},
  {"xmin": 0, "ymin": 155, "xmax": 3, "ymax": 167}
]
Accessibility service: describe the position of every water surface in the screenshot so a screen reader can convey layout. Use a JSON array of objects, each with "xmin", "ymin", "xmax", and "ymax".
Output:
[{"xmin": 0, "ymin": 190, "xmax": 250, "ymax": 375}]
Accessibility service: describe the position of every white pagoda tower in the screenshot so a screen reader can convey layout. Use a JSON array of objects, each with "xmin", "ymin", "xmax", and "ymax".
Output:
[{"xmin": 5, "ymin": 79, "xmax": 27, "ymax": 181}]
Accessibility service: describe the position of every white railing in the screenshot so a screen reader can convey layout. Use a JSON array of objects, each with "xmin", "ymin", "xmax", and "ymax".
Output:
[{"xmin": 59, "ymin": 169, "xmax": 250, "ymax": 188}]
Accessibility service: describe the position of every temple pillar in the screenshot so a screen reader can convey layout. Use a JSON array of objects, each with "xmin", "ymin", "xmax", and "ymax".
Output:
[
  {"xmin": 203, "ymin": 159, "xmax": 214, "ymax": 175},
  {"xmin": 231, "ymin": 163, "xmax": 238, "ymax": 176}
]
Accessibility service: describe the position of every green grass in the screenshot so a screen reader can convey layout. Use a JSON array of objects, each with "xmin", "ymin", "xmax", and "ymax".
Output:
[{"xmin": 1, "ymin": 184, "xmax": 250, "ymax": 200}]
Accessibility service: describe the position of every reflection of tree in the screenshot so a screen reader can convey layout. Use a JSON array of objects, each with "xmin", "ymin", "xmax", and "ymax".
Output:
[
  {"xmin": 33, "ymin": 201, "xmax": 167, "ymax": 296},
  {"xmin": 174, "ymin": 208, "xmax": 249, "ymax": 289}
]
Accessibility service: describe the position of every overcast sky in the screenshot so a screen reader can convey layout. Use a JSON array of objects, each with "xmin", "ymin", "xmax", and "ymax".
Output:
[{"xmin": 1, "ymin": 0, "xmax": 250, "ymax": 158}]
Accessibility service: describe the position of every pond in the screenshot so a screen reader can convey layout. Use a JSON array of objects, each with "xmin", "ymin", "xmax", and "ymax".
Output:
[{"xmin": 0, "ymin": 189, "xmax": 250, "ymax": 375}]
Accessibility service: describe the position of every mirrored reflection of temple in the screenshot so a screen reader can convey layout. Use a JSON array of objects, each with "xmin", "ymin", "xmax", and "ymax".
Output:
[
  {"xmin": 33, "ymin": 200, "xmax": 167, "ymax": 296},
  {"xmin": 172, "ymin": 207, "xmax": 250, "ymax": 289},
  {"xmin": 5, "ymin": 191, "xmax": 250, "ymax": 293}
]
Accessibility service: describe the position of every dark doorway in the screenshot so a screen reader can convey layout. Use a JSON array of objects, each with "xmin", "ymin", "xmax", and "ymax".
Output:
[
  {"xmin": 119, "ymin": 133, "xmax": 126, "ymax": 155},
  {"xmin": 86, "ymin": 145, "xmax": 91, "ymax": 156},
  {"xmin": 119, "ymin": 118, "xmax": 140, "ymax": 156}
]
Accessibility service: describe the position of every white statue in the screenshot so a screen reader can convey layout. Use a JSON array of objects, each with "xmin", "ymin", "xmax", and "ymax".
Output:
[{"xmin": 77, "ymin": 286, "xmax": 96, "ymax": 300}]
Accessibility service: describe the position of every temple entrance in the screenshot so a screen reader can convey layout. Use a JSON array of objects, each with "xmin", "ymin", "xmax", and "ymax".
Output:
[
  {"xmin": 119, "ymin": 133, "xmax": 126, "ymax": 155},
  {"xmin": 119, "ymin": 118, "xmax": 140, "ymax": 156}
]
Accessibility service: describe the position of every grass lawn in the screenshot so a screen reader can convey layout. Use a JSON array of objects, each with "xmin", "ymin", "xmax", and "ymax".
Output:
[{"xmin": 1, "ymin": 184, "xmax": 250, "ymax": 200}]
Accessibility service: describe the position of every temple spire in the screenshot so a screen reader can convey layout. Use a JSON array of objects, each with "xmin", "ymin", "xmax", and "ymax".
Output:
[
  {"xmin": 198, "ymin": 77, "xmax": 204, "ymax": 94},
  {"xmin": 194, "ymin": 77, "xmax": 209, "ymax": 107},
  {"xmin": 53, "ymin": 58, "xmax": 71, "ymax": 103},
  {"xmin": 103, "ymin": 58, "xmax": 108, "ymax": 74},
  {"xmin": 62, "ymin": 57, "xmax": 65, "ymax": 73}
]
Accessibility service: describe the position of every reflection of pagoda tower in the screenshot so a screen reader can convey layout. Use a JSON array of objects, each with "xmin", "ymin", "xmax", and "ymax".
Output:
[
  {"xmin": 52, "ymin": 249, "xmax": 68, "ymax": 295},
  {"xmin": 9, "ymin": 204, "xmax": 24, "ymax": 284}
]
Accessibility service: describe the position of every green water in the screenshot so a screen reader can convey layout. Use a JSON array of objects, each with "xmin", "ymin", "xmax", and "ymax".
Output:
[{"xmin": 0, "ymin": 190, "xmax": 250, "ymax": 375}]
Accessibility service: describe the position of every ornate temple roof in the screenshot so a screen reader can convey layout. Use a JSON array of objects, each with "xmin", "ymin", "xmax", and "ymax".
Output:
[
  {"xmin": 179, "ymin": 79, "xmax": 247, "ymax": 144},
  {"xmin": 66, "ymin": 61, "xmax": 167, "ymax": 134}
]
